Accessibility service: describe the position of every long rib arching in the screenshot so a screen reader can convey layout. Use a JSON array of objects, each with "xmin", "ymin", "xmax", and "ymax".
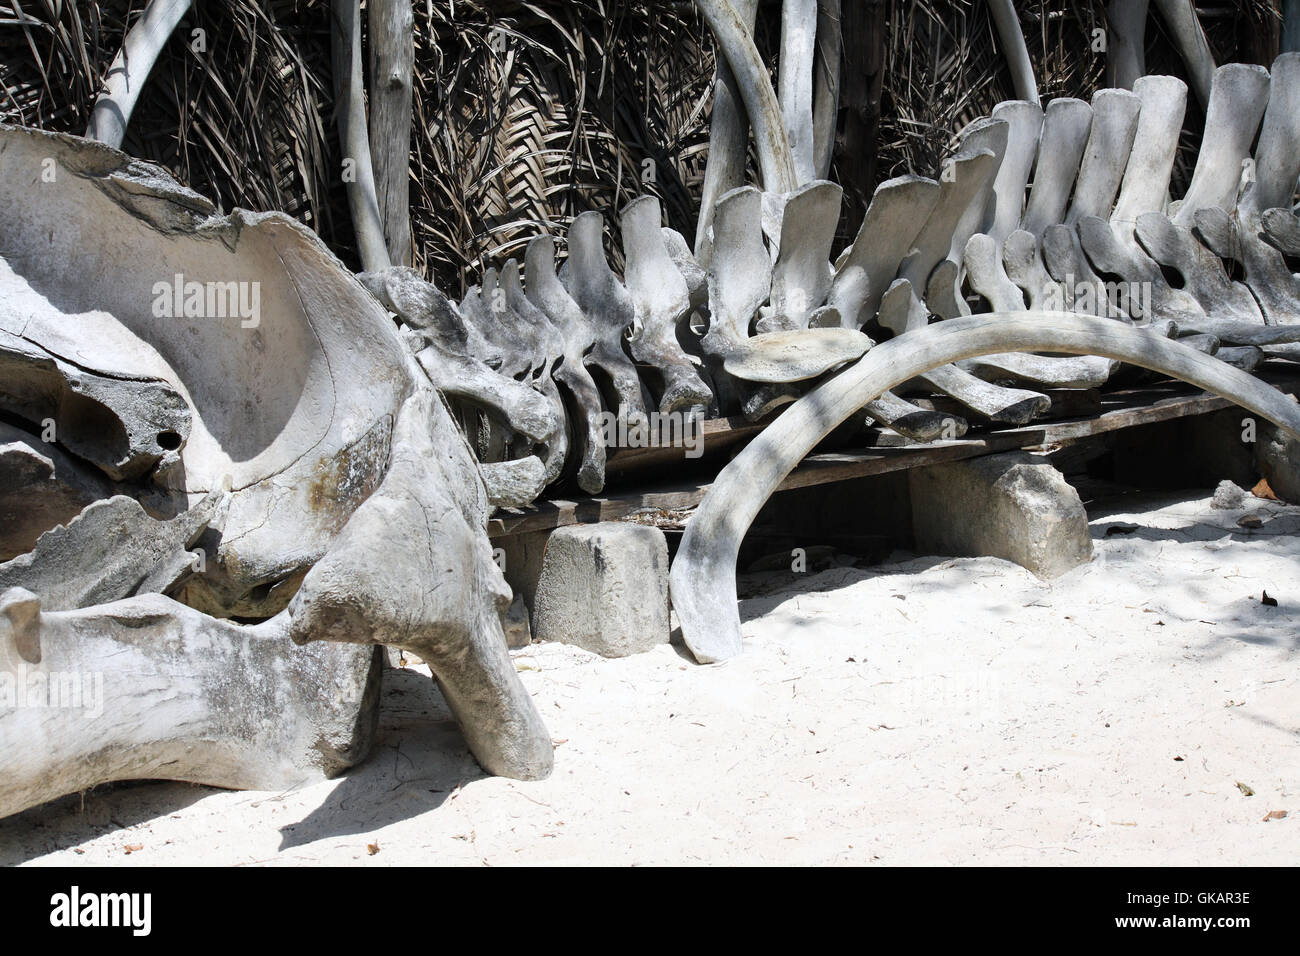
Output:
[
  {"xmin": 778, "ymin": 0, "xmax": 818, "ymax": 184},
  {"xmin": 695, "ymin": 0, "xmax": 759, "ymax": 260},
  {"xmin": 694, "ymin": 0, "xmax": 799, "ymax": 193},
  {"xmin": 85, "ymin": 0, "xmax": 192, "ymax": 147},
  {"xmin": 332, "ymin": 0, "xmax": 391, "ymax": 273},
  {"xmin": 988, "ymin": 0, "xmax": 1039, "ymax": 105},
  {"xmin": 670, "ymin": 313, "xmax": 1300, "ymax": 663}
]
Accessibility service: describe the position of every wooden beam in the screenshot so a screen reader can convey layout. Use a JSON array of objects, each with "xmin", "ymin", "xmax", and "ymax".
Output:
[
  {"xmin": 488, "ymin": 368, "xmax": 1300, "ymax": 538},
  {"xmin": 367, "ymin": 0, "xmax": 414, "ymax": 266}
]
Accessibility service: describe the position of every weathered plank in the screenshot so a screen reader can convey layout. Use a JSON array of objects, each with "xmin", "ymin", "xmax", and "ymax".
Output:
[{"xmin": 488, "ymin": 368, "xmax": 1300, "ymax": 537}]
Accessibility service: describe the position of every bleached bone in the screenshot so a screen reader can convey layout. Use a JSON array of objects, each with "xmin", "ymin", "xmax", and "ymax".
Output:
[
  {"xmin": 887, "ymin": 135, "xmax": 1078, "ymax": 420},
  {"xmin": 811, "ymin": 0, "xmax": 842, "ymax": 180},
  {"xmin": 831, "ymin": 175, "xmax": 941, "ymax": 330},
  {"xmin": 1076, "ymin": 76, "xmax": 1207, "ymax": 319},
  {"xmin": 881, "ymin": 278, "xmax": 1049, "ymax": 425},
  {"xmin": 1152, "ymin": 0, "xmax": 1216, "ymax": 108},
  {"xmin": 695, "ymin": 0, "xmax": 759, "ymax": 264},
  {"xmin": 362, "ymin": 268, "xmax": 556, "ymax": 442},
  {"xmin": 0, "ymin": 423, "xmax": 121, "ymax": 561},
  {"xmin": 557, "ymin": 213, "xmax": 653, "ymax": 424},
  {"xmin": 985, "ymin": 101, "xmax": 1045, "ymax": 243},
  {"xmin": 670, "ymin": 313, "xmax": 1300, "ymax": 663},
  {"xmin": 0, "ymin": 125, "xmax": 553, "ymax": 784},
  {"xmin": 989, "ymin": 0, "xmax": 1039, "ymax": 105},
  {"xmin": 1133, "ymin": 213, "xmax": 1262, "ymax": 322},
  {"xmin": 759, "ymin": 180, "xmax": 842, "ymax": 331},
  {"xmin": 0, "ymin": 492, "xmax": 222, "ymax": 611},
  {"xmin": 0, "ymin": 325, "xmax": 191, "ymax": 482},
  {"xmin": 332, "ymin": 0, "xmax": 389, "ymax": 273},
  {"xmin": 1190, "ymin": 55, "xmax": 1300, "ymax": 326},
  {"xmin": 0, "ymin": 590, "xmax": 382, "ymax": 821},
  {"xmin": 1107, "ymin": 0, "xmax": 1215, "ymax": 109},
  {"xmin": 829, "ymin": 147, "xmax": 1052, "ymax": 424},
  {"xmin": 85, "ymin": 0, "xmax": 193, "ymax": 147},
  {"xmin": 694, "ymin": 0, "xmax": 799, "ymax": 193},
  {"xmin": 525, "ymin": 230, "xmax": 654, "ymax": 492},
  {"xmin": 619, "ymin": 197, "xmax": 715, "ymax": 414},
  {"xmin": 466, "ymin": 266, "xmax": 564, "ymax": 492},
  {"xmin": 700, "ymin": 186, "xmax": 870, "ymax": 384},
  {"xmin": 516, "ymin": 238, "xmax": 609, "ymax": 494},
  {"xmin": 862, "ymin": 390, "xmax": 967, "ymax": 444},
  {"xmin": 0, "ymin": 126, "xmax": 412, "ymax": 618},
  {"xmin": 499, "ymin": 259, "xmax": 572, "ymax": 486},
  {"xmin": 779, "ymin": 0, "xmax": 819, "ymax": 184},
  {"xmin": 464, "ymin": 271, "xmax": 537, "ymax": 382},
  {"xmin": 1106, "ymin": 0, "xmax": 1151, "ymax": 92},
  {"xmin": 363, "ymin": 269, "xmax": 554, "ymax": 507},
  {"xmin": 1066, "ymin": 90, "xmax": 1142, "ymax": 226},
  {"xmin": 1172, "ymin": 64, "xmax": 1270, "ymax": 229},
  {"xmin": 289, "ymin": 387, "xmax": 553, "ymax": 780}
]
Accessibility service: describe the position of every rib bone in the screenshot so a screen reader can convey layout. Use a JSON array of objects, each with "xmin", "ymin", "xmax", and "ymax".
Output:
[{"xmin": 671, "ymin": 314, "xmax": 1300, "ymax": 662}]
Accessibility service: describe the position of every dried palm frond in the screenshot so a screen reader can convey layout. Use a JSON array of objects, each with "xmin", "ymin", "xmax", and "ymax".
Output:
[
  {"xmin": 873, "ymin": 0, "xmax": 1281, "ymax": 203},
  {"xmin": 0, "ymin": 0, "xmax": 337, "ymax": 235},
  {"xmin": 0, "ymin": 0, "xmax": 1282, "ymax": 288},
  {"xmin": 411, "ymin": 0, "xmax": 717, "ymax": 293}
]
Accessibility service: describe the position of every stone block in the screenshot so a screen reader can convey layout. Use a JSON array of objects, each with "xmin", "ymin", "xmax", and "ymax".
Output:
[
  {"xmin": 532, "ymin": 522, "xmax": 669, "ymax": 657},
  {"xmin": 909, "ymin": 451, "xmax": 1091, "ymax": 578}
]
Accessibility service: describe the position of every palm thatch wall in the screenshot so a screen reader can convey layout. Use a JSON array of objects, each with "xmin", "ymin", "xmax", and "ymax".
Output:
[{"xmin": 0, "ymin": 0, "xmax": 1283, "ymax": 294}]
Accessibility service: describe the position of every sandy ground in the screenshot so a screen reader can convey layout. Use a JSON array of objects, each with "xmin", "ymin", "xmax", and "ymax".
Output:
[{"xmin": 2, "ymin": 488, "xmax": 1297, "ymax": 866}]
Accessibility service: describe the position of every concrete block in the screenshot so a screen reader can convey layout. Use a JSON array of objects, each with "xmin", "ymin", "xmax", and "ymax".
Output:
[
  {"xmin": 533, "ymin": 522, "xmax": 669, "ymax": 657},
  {"xmin": 909, "ymin": 451, "xmax": 1091, "ymax": 578}
]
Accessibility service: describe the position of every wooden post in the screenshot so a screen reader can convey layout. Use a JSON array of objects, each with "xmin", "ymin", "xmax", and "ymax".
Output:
[{"xmin": 368, "ymin": 0, "xmax": 415, "ymax": 267}]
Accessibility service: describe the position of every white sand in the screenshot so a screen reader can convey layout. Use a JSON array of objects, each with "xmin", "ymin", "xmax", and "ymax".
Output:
[{"xmin": 2, "ymin": 489, "xmax": 1296, "ymax": 866}]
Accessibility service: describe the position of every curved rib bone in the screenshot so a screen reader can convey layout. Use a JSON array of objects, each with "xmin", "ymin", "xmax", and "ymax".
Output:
[
  {"xmin": 1106, "ymin": 0, "xmax": 1151, "ymax": 92},
  {"xmin": 1152, "ymin": 0, "xmax": 1216, "ymax": 109},
  {"xmin": 85, "ymin": 0, "xmax": 192, "ymax": 148},
  {"xmin": 812, "ymin": 0, "xmax": 842, "ymax": 181},
  {"xmin": 670, "ymin": 313, "xmax": 1300, "ymax": 662},
  {"xmin": 989, "ymin": 0, "xmax": 1039, "ymax": 105},
  {"xmin": 779, "ymin": 0, "xmax": 819, "ymax": 184},
  {"xmin": 695, "ymin": 0, "xmax": 759, "ymax": 264},
  {"xmin": 331, "ymin": 0, "xmax": 389, "ymax": 274},
  {"xmin": 693, "ymin": 0, "xmax": 799, "ymax": 193}
]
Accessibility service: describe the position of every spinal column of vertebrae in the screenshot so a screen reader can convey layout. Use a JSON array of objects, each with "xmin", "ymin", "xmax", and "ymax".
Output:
[{"xmin": 5, "ymin": 0, "xmax": 1300, "ymax": 820}]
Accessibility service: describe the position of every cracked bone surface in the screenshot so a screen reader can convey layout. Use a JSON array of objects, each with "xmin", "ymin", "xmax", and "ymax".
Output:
[
  {"xmin": 288, "ymin": 387, "xmax": 553, "ymax": 780},
  {"xmin": 670, "ymin": 313, "xmax": 1300, "ymax": 664},
  {"xmin": 0, "ymin": 589, "xmax": 382, "ymax": 819},
  {"xmin": 0, "ymin": 124, "xmax": 555, "ymax": 805},
  {"xmin": 0, "ymin": 125, "xmax": 410, "ymax": 618}
]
